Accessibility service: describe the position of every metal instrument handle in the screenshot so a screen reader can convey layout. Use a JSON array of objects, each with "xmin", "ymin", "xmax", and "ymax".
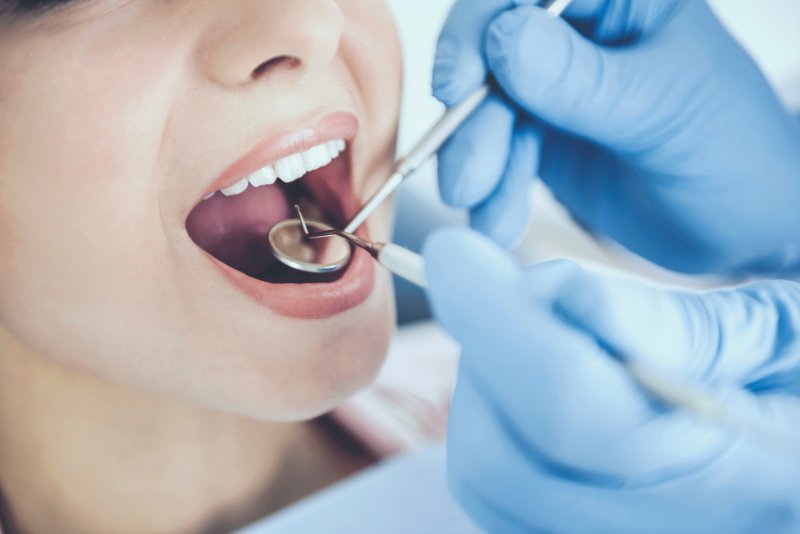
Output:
[{"xmin": 344, "ymin": 86, "xmax": 489, "ymax": 234}]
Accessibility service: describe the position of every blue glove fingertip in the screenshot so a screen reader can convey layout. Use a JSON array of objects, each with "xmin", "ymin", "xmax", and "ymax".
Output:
[
  {"xmin": 485, "ymin": 6, "xmax": 637, "ymax": 147},
  {"xmin": 470, "ymin": 122, "xmax": 540, "ymax": 249},
  {"xmin": 436, "ymin": 140, "xmax": 471, "ymax": 207},
  {"xmin": 485, "ymin": 5, "xmax": 530, "ymax": 62},
  {"xmin": 432, "ymin": 39, "xmax": 486, "ymax": 107},
  {"xmin": 470, "ymin": 196, "xmax": 530, "ymax": 250},
  {"xmin": 484, "ymin": 7, "xmax": 542, "ymax": 94},
  {"xmin": 437, "ymin": 95, "xmax": 516, "ymax": 208}
]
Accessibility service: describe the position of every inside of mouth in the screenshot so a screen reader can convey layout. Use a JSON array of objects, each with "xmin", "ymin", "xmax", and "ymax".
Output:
[{"xmin": 185, "ymin": 163, "xmax": 351, "ymax": 285}]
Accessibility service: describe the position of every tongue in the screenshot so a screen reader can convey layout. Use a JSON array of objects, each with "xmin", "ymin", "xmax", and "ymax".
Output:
[{"xmin": 186, "ymin": 184, "xmax": 291, "ymax": 276}]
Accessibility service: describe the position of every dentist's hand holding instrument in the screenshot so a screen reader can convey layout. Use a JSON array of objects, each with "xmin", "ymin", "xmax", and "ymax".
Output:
[
  {"xmin": 434, "ymin": 0, "xmax": 800, "ymax": 275},
  {"xmin": 424, "ymin": 229, "xmax": 800, "ymax": 533}
]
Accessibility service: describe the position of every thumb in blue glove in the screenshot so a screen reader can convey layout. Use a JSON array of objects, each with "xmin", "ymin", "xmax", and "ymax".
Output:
[
  {"xmin": 434, "ymin": 0, "xmax": 800, "ymax": 274},
  {"xmin": 424, "ymin": 227, "xmax": 800, "ymax": 533}
]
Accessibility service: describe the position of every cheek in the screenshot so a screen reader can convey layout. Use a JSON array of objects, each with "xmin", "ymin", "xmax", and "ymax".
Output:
[
  {"xmin": 270, "ymin": 273, "xmax": 396, "ymax": 421},
  {"xmin": 0, "ymin": 26, "xmax": 196, "ymax": 393},
  {"xmin": 340, "ymin": 0, "xmax": 403, "ymax": 169},
  {"xmin": 350, "ymin": 0, "xmax": 403, "ymax": 101},
  {"xmin": 0, "ymin": 25, "xmax": 181, "ymax": 266}
]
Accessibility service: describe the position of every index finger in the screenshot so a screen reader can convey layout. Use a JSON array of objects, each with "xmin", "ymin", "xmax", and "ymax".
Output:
[
  {"xmin": 432, "ymin": 0, "xmax": 514, "ymax": 106},
  {"xmin": 432, "ymin": 0, "xmax": 686, "ymax": 106},
  {"xmin": 433, "ymin": 0, "xmax": 576, "ymax": 106}
]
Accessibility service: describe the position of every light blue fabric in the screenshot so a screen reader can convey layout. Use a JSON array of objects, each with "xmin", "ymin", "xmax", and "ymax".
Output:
[
  {"xmin": 237, "ymin": 446, "xmax": 480, "ymax": 534},
  {"xmin": 433, "ymin": 0, "xmax": 800, "ymax": 275},
  {"xmin": 423, "ymin": 228, "xmax": 800, "ymax": 533}
]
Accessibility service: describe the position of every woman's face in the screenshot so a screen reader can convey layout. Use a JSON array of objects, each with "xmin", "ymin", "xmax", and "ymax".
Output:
[{"xmin": 0, "ymin": 0, "xmax": 402, "ymax": 420}]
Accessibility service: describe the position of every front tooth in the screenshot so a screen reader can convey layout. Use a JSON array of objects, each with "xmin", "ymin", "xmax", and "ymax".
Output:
[
  {"xmin": 274, "ymin": 157, "xmax": 292, "ymax": 182},
  {"xmin": 221, "ymin": 177, "xmax": 249, "ymax": 196},
  {"xmin": 275, "ymin": 153, "xmax": 307, "ymax": 183},
  {"xmin": 248, "ymin": 165, "xmax": 277, "ymax": 187},
  {"xmin": 326, "ymin": 140, "xmax": 341, "ymax": 159},
  {"xmin": 302, "ymin": 144, "xmax": 332, "ymax": 171},
  {"xmin": 289, "ymin": 154, "xmax": 307, "ymax": 181}
]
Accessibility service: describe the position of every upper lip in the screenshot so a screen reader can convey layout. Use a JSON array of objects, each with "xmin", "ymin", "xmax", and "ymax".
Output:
[{"xmin": 201, "ymin": 111, "xmax": 359, "ymax": 201}]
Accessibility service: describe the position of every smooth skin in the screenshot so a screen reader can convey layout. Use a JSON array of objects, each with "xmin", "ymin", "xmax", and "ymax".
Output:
[{"xmin": 0, "ymin": 1, "xmax": 402, "ymax": 532}]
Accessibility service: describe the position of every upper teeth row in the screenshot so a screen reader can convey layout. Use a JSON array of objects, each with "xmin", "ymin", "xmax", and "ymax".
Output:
[{"xmin": 208, "ymin": 139, "xmax": 346, "ymax": 199}]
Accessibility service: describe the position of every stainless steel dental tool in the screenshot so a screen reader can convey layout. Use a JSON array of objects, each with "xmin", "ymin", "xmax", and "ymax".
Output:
[
  {"xmin": 270, "ymin": 206, "xmax": 427, "ymax": 286},
  {"xmin": 309, "ymin": 228, "xmax": 427, "ymax": 288},
  {"xmin": 268, "ymin": 0, "xmax": 574, "ymax": 275}
]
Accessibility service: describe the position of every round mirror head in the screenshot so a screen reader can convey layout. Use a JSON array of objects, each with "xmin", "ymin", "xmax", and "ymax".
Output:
[{"xmin": 268, "ymin": 218, "xmax": 352, "ymax": 274}]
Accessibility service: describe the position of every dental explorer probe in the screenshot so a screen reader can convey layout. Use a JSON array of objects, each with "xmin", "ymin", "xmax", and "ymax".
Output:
[
  {"xmin": 294, "ymin": 206, "xmax": 427, "ymax": 287},
  {"xmin": 342, "ymin": 0, "xmax": 573, "ymax": 235},
  {"xmin": 311, "ymin": 231, "xmax": 426, "ymax": 287}
]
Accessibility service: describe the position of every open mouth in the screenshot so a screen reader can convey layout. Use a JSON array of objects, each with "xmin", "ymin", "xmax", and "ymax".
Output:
[
  {"xmin": 183, "ymin": 113, "xmax": 377, "ymax": 319},
  {"xmin": 186, "ymin": 139, "xmax": 353, "ymax": 284}
]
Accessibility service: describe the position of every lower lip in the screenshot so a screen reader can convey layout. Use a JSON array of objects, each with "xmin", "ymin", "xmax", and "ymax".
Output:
[{"xmin": 208, "ymin": 227, "xmax": 376, "ymax": 320}]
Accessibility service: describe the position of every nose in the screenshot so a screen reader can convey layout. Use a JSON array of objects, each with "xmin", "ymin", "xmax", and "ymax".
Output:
[{"xmin": 197, "ymin": 0, "xmax": 344, "ymax": 88}]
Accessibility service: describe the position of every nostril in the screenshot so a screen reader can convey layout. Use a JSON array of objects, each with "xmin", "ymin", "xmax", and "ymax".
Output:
[{"xmin": 252, "ymin": 56, "xmax": 301, "ymax": 80}]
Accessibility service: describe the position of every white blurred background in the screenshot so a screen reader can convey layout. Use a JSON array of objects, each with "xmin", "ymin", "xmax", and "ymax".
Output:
[{"xmin": 385, "ymin": 0, "xmax": 800, "ymax": 287}]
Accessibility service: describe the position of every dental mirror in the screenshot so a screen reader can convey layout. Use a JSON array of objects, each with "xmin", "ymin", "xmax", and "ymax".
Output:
[{"xmin": 268, "ymin": 210, "xmax": 352, "ymax": 275}]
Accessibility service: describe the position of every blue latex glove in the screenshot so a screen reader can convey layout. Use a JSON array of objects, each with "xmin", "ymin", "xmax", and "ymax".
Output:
[
  {"xmin": 424, "ymin": 228, "xmax": 800, "ymax": 533},
  {"xmin": 433, "ymin": 0, "xmax": 800, "ymax": 275}
]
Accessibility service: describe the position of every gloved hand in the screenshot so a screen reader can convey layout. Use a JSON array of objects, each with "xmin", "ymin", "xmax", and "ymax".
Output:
[
  {"xmin": 424, "ymin": 228, "xmax": 800, "ymax": 533},
  {"xmin": 433, "ymin": 0, "xmax": 800, "ymax": 275}
]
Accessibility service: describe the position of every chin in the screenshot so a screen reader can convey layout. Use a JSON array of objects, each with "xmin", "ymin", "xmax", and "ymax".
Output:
[
  {"xmin": 298, "ymin": 273, "xmax": 395, "ymax": 419},
  {"xmin": 217, "ymin": 268, "xmax": 396, "ymax": 423}
]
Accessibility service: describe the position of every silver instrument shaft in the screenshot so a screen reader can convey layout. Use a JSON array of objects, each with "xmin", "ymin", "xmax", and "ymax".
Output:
[{"xmin": 343, "ymin": 0, "xmax": 572, "ymax": 235}]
